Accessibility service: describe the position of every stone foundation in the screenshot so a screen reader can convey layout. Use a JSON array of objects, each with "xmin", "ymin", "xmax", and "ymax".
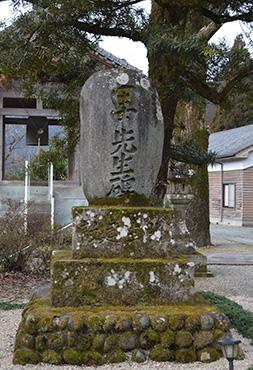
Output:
[{"xmin": 14, "ymin": 297, "xmax": 229, "ymax": 365}]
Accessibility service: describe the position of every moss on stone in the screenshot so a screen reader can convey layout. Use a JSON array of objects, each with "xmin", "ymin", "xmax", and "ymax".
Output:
[
  {"xmin": 168, "ymin": 315, "xmax": 185, "ymax": 330},
  {"xmin": 104, "ymin": 334, "xmax": 120, "ymax": 352},
  {"xmin": 47, "ymin": 332, "xmax": 66, "ymax": 352},
  {"xmin": 194, "ymin": 331, "xmax": 214, "ymax": 349},
  {"xmin": 75, "ymin": 333, "xmax": 93, "ymax": 351},
  {"xmin": 63, "ymin": 349, "xmax": 83, "ymax": 365},
  {"xmin": 150, "ymin": 316, "xmax": 168, "ymax": 332},
  {"xmin": 13, "ymin": 349, "xmax": 40, "ymax": 365},
  {"xmin": 86, "ymin": 315, "xmax": 104, "ymax": 333},
  {"xmin": 14, "ymin": 327, "xmax": 35, "ymax": 350},
  {"xmin": 115, "ymin": 318, "xmax": 133, "ymax": 332},
  {"xmin": 119, "ymin": 331, "xmax": 137, "ymax": 351},
  {"xmin": 198, "ymin": 348, "xmax": 221, "ymax": 362},
  {"xmin": 175, "ymin": 331, "xmax": 193, "ymax": 348},
  {"xmin": 103, "ymin": 315, "xmax": 117, "ymax": 332},
  {"xmin": 175, "ymin": 348, "xmax": 197, "ymax": 363},
  {"xmin": 24, "ymin": 314, "xmax": 38, "ymax": 335},
  {"xmin": 140, "ymin": 328, "xmax": 160, "ymax": 349},
  {"xmin": 132, "ymin": 349, "xmax": 146, "ymax": 363},
  {"xmin": 161, "ymin": 329, "xmax": 175, "ymax": 348},
  {"xmin": 82, "ymin": 350, "xmax": 104, "ymax": 365},
  {"xmin": 35, "ymin": 334, "xmax": 48, "ymax": 352},
  {"xmin": 92, "ymin": 334, "xmax": 106, "ymax": 352},
  {"xmin": 185, "ymin": 315, "xmax": 201, "ymax": 332},
  {"xmin": 213, "ymin": 329, "xmax": 225, "ymax": 341},
  {"xmin": 105, "ymin": 350, "xmax": 126, "ymax": 363},
  {"xmin": 42, "ymin": 350, "xmax": 62, "ymax": 364},
  {"xmin": 150, "ymin": 344, "xmax": 174, "ymax": 361}
]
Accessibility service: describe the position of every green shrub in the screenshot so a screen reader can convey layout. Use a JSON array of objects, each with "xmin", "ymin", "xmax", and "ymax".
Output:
[
  {"xmin": 202, "ymin": 292, "xmax": 253, "ymax": 341},
  {"xmin": 0, "ymin": 302, "xmax": 25, "ymax": 310}
]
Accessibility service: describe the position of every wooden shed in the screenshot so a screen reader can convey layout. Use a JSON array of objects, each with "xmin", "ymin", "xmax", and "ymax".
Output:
[{"xmin": 208, "ymin": 124, "xmax": 253, "ymax": 226}]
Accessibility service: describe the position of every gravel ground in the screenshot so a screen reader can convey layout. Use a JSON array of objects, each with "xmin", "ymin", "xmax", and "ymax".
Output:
[{"xmin": 1, "ymin": 265, "xmax": 253, "ymax": 370}]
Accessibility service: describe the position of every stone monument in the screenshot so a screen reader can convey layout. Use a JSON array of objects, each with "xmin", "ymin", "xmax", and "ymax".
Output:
[{"xmin": 13, "ymin": 70, "xmax": 229, "ymax": 366}]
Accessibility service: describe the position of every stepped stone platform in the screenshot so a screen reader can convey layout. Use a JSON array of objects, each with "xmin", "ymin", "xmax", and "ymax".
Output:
[{"xmin": 14, "ymin": 205, "xmax": 229, "ymax": 365}]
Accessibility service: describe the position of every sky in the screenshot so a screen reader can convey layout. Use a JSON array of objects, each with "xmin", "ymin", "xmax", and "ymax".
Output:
[{"xmin": 0, "ymin": 0, "xmax": 251, "ymax": 74}]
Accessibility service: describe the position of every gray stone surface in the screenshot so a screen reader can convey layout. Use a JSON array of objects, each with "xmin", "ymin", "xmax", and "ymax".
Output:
[{"xmin": 80, "ymin": 69, "xmax": 164, "ymax": 200}]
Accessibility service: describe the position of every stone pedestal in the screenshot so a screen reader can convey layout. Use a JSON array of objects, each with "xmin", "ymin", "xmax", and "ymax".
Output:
[{"xmin": 14, "ymin": 205, "xmax": 228, "ymax": 365}]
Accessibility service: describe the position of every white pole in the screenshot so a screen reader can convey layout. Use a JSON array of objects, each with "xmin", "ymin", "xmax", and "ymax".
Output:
[
  {"xmin": 24, "ymin": 160, "xmax": 29, "ymax": 233},
  {"xmin": 49, "ymin": 163, "xmax": 54, "ymax": 230}
]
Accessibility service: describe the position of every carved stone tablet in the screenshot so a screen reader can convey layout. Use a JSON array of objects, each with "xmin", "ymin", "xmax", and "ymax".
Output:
[{"xmin": 80, "ymin": 69, "xmax": 164, "ymax": 200}]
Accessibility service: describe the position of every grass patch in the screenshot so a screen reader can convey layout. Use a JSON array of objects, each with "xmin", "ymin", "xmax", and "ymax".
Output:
[
  {"xmin": 0, "ymin": 301, "xmax": 25, "ymax": 310},
  {"xmin": 202, "ymin": 292, "xmax": 253, "ymax": 342}
]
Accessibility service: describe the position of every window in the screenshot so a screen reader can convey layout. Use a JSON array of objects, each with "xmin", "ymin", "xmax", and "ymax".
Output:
[{"xmin": 223, "ymin": 184, "xmax": 235, "ymax": 208}]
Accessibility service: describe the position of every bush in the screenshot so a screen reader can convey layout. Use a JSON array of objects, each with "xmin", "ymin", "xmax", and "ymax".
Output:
[
  {"xmin": 202, "ymin": 292, "xmax": 253, "ymax": 342},
  {"xmin": 0, "ymin": 200, "xmax": 71, "ymax": 275}
]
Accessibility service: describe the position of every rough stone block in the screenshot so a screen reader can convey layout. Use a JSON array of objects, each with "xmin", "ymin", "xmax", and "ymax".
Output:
[
  {"xmin": 51, "ymin": 251, "xmax": 194, "ymax": 306},
  {"xmin": 72, "ymin": 206, "xmax": 174, "ymax": 258}
]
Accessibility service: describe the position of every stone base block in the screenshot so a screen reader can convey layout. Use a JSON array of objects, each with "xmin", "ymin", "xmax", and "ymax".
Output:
[
  {"xmin": 72, "ymin": 206, "xmax": 176, "ymax": 259},
  {"xmin": 51, "ymin": 251, "xmax": 195, "ymax": 307},
  {"xmin": 13, "ymin": 297, "xmax": 230, "ymax": 365}
]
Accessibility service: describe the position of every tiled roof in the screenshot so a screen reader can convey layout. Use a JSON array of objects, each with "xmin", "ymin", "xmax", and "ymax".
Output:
[
  {"xmin": 96, "ymin": 47, "xmax": 140, "ymax": 71},
  {"xmin": 209, "ymin": 124, "xmax": 253, "ymax": 159}
]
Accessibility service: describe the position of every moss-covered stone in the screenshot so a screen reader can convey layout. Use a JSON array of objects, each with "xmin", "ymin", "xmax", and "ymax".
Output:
[
  {"xmin": 198, "ymin": 348, "xmax": 221, "ymax": 362},
  {"xmin": 13, "ymin": 349, "xmax": 40, "ymax": 365},
  {"xmin": 75, "ymin": 333, "xmax": 93, "ymax": 351},
  {"xmin": 119, "ymin": 331, "xmax": 137, "ymax": 351},
  {"xmin": 175, "ymin": 331, "xmax": 193, "ymax": 348},
  {"xmin": 14, "ymin": 297, "xmax": 225, "ymax": 365},
  {"xmin": 150, "ymin": 316, "xmax": 168, "ymax": 332},
  {"xmin": 213, "ymin": 329, "xmax": 225, "ymax": 341},
  {"xmin": 168, "ymin": 315, "xmax": 185, "ymax": 330},
  {"xmin": 86, "ymin": 315, "xmax": 104, "ymax": 333},
  {"xmin": 51, "ymin": 254, "xmax": 194, "ymax": 307},
  {"xmin": 72, "ymin": 206, "xmax": 175, "ymax": 259},
  {"xmin": 185, "ymin": 315, "xmax": 201, "ymax": 332},
  {"xmin": 82, "ymin": 350, "xmax": 105, "ymax": 365},
  {"xmin": 47, "ymin": 332, "xmax": 66, "ymax": 352},
  {"xmin": 132, "ymin": 315, "xmax": 150, "ymax": 332},
  {"xmin": 175, "ymin": 348, "xmax": 197, "ymax": 363},
  {"xmin": 150, "ymin": 344, "xmax": 174, "ymax": 361},
  {"xmin": 35, "ymin": 334, "xmax": 48, "ymax": 352},
  {"xmin": 132, "ymin": 349, "xmax": 146, "ymax": 363},
  {"xmin": 92, "ymin": 334, "xmax": 106, "ymax": 352},
  {"xmin": 161, "ymin": 329, "xmax": 175, "ymax": 348},
  {"xmin": 15, "ymin": 328, "xmax": 35, "ymax": 350},
  {"xmin": 104, "ymin": 334, "xmax": 119, "ymax": 352},
  {"xmin": 140, "ymin": 328, "xmax": 160, "ymax": 349},
  {"xmin": 103, "ymin": 315, "xmax": 117, "ymax": 332},
  {"xmin": 42, "ymin": 350, "xmax": 62, "ymax": 364},
  {"xmin": 115, "ymin": 318, "xmax": 132, "ymax": 332},
  {"xmin": 105, "ymin": 350, "xmax": 126, "ymax": 363},
  {"xmin": 194, "ymin": 331, "xmax": 214, "ymax": 349},
  {"xmin": 24, "ymin": 314, "xmax": 38, "ymax": 335},
  {"xmin": 63, "ymin": 349, "xmax": 83, "ymax": 365}
]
